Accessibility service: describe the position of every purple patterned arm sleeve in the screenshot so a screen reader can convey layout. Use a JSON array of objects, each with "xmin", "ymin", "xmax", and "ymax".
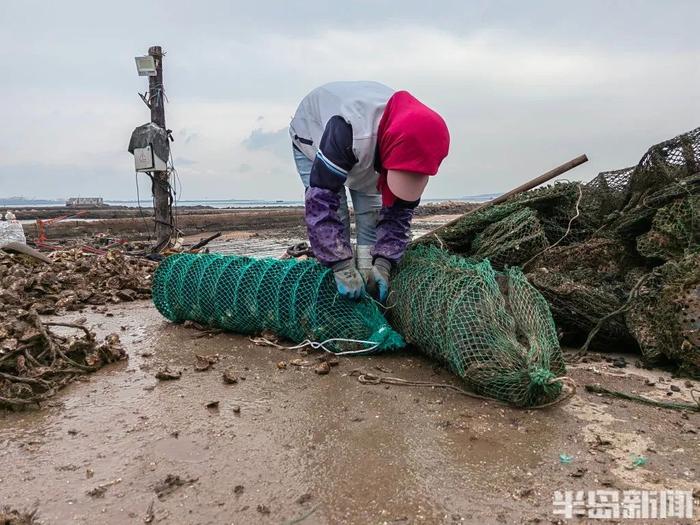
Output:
[
  {"xmin": 305, "ymin": 186, "xmax": 353, "ymax": 266},
  {"xmin": 371, "ymin": 205, "xmax": 415, "ymax": 264}
]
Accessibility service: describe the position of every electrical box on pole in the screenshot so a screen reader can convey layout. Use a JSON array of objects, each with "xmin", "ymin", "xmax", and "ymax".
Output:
[
  {"xmin": 127, "ymin": 45, "xmax": 174, "ymax": 252},
  {"xmin": 133, "ymin": 145, "xmax": 168, "ymax": 172}
]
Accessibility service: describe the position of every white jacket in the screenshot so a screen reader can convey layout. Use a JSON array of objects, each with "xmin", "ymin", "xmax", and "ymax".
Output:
[{"xmin": 289, "ymin": 81, "xmax": 394, "ymax": 194}]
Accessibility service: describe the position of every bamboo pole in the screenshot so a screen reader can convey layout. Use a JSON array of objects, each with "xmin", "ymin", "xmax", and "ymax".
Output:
[{"xmin": 415, "ymin": 154, "xmax": 588, "ymax": 242}]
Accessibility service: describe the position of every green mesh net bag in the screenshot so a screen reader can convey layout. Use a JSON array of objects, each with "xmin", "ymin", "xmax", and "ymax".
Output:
[
  {"xmin": 152, "ymin": 253, "xmax": 405, "ymax": 353},
  {"xmin": 388, "ymin": 245, "xmax": 566, "ymax": 407},
  {"xmin": 419, "ymin": 181, "xmax": 591, "ymax": 270},
  {"xmin": 471, "ymin": 207, "xmax": 549, "ymax": 269}
]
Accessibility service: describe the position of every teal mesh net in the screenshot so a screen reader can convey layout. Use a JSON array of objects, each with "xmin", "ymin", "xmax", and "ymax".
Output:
[{"xmin": 152, "ymin": 253, "xmax": 405, "ymax": 353}]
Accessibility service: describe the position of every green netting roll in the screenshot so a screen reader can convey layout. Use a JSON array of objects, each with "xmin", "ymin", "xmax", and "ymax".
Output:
[
  {"xmin": 152, "ymin": 253, "xmax": 405, "ymax": 353},
  {"xmin": 388, "ymin": 245, "xmax": 566, "ymax": 407}
]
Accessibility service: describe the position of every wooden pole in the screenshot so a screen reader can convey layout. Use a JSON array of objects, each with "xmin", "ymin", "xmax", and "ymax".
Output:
[
  {"xmin": 416, "ymin": 154, "xmax": 589, "ymax": 242},
  {"xmin": 148, "ymin": 45, "xmax": 172, "ymax": 251}
]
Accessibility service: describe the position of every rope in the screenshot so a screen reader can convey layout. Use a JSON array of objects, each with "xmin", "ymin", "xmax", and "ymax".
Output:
[
  {"xmin": 249, "ymin": 337, "xmax": 576, "ymax": 408},
  {"xmin": 249, "ymin": 337, "xmax": 380, "ymax": 356},
  {"xmin": 575, "ymin": 271, "xmax": 653, "ymax": 357},
  {"xmin": 585, "ymin": 384, "xmax": 700, "ymax": 412},
  {"xmin": 351, "ymin": 370, "xmax": 576, "ymax": 409},
  {"xmin": 283, "ymin": 505, "xmax": 319, "ymax": 525},
  {"xmin": 363, "ymin": 291, "xmax": 396, "ymax": 310}
]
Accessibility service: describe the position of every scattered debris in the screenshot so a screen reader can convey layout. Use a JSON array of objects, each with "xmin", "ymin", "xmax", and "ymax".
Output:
[
  {"xmin": 630, "ymin": 455, "xmax": 648, "ymax": 468},
  {"xmin": 194, "ymin": 354, "xmax": 219, "ymax": 372},
  {"xmin": 0, "ymin": 246, "xmax": 154, "ymax": 410},
  {"xmin": 285, "ymin": 505, "xmax": 320, "ymax": 524},
  {"xmin": 222, "ymin": 367, "xmax": 239, "ymax": 384},
  {"xmin": 610, "ymin": 357, "xmax": 627, "ymax": 368},
  {"xmin": 188, "ymin": 232, "xmax": 222, "ymax": 252},
  {"xmin": 144, "ymin": 501, "xmax": 155, "ymax": 524},
  {"xmin": 317, "ymin": 354, "xmax": 339, "ymax": 367},
  {"xmin": 585, "ymin": 383, "xmax": 700, "ymax": 412},
  {"xmin": 0, "ymin": 506, "xmax": 38, "ymax": 525},
  {"xmin": 183, "ymin": 320, "xmax": 207, "ymax": 331},
  {"xmin": 86, "ymin": 478, "xmax": 122, "ymax": 498},
  {"xmin": 183, "ymin": 320, "xmax": 224, "ymax": 338},
  {"xmin": 296, "ymin": 493, "xmax": 312, "ymax": 505},
  {"xmin": 155, "ymin": 367, "xmax": 182, "ymax": 381},
  {"xmin": 517, "ymin": 488, "xmax": 534, "ymax": 498},
  {"xmin": 154, "ymin": 474, "xmax": 197, "ymax": 500},
  {"xmin": 0, "ymin": 309, "xmax": 126, "ymax": 409},
  {"xmin": 55, "ymin": 464, "xmax": 79, "ymax": 472},
  {"xmin": 314, "ymin": 362, "xmax": 331, "ymax": 375},
  {"xmin": 0, "ymin": 249, "xmax": 153, "ymax": 315},
  {"xmin": 559, "ymin": 454, "xmax": 574, "ymax": 464}
]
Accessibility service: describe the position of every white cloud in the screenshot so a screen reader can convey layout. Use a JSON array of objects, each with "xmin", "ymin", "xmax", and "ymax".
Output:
[{"xmin": 0, "ymin": 6, "xmax": 698, "ymax": 201}]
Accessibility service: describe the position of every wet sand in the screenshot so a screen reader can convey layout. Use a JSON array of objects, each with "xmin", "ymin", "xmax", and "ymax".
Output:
[
  {"xmin": 1, "ymin": 302, "xmax": 697, "ymax": 524},
  {"xmin": 16, "ymin": 202, "xmax": 473, "ymax": 243}
]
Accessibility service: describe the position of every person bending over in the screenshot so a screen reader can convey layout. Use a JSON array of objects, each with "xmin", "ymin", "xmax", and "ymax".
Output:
[{"xmin": 290, "ymin": 81, "xmax": 450, "ymax": 302}]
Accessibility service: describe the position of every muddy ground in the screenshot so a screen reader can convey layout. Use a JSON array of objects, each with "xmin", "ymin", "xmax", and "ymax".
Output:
[
  {"xmin": 1, "ymin": 301, "xmax": 698, "ymax": 525},
  {"xmin": 15, "ymin": 202, "xmax": 477, "ymax": 241},
  {"xmin": 15, "ymin": 201, "xmax": 475, "ymax": 242},
  {"xmin": 178, "ymin": 213, "xmax": 467, "ymax": 259},
  {"xmin": 21, "ymin": 208, "xmax": 308, "ymax": 242}
]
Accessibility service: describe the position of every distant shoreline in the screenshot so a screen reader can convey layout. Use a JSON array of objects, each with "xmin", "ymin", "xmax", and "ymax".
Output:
[
  {"xmin": 1, "ymin": 194, "xmax": 499, "ymax": 209},
  {"xmin": 12, "ymin": 200, "xmax": 477, "ymax": 241}
]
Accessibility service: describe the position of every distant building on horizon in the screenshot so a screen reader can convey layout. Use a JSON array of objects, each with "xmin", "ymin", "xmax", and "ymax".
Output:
[{"xmin": 66, "ymin": 197, "xmax": 104, "ymax": 208}]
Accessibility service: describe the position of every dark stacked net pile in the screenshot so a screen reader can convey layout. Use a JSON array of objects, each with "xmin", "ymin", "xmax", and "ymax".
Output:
[{"xmin": 416, "ymin": 127, "xmax": 700, "ymax": 377}]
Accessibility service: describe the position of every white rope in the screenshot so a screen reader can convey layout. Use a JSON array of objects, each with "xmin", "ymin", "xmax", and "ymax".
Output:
[{"xmin": 249, "ymin": 337, "xmax": 380, "ymax": 356}]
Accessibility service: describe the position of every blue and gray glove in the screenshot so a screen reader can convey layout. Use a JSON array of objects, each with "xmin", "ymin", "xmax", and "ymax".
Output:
[
  {"xmin": 332, "ymin": 259, "xmax": 365, "ymax": 300},
  {"xmin": 366, "ymin": 257, "xmax": 391, "ymax": 303}
]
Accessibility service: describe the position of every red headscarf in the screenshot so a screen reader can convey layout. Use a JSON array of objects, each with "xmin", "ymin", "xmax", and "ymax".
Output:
[{"xmin": 377, "ymin": 91, "xmax": 450, "ymax": 206}]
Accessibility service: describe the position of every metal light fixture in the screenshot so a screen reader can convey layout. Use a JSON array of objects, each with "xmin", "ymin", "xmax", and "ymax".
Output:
[{"xmin": 134, "ymin": 55, "xmax": 157, "ymax": 76}]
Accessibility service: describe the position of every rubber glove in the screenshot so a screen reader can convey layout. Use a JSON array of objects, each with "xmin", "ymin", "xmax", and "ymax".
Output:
[
  {"xmin": 366, "ymin": 257, "xmax": 391, "ymax": 303},
  {"xmin": 332, "ymin": 259, "xmax": 365, "ymax": 300}
]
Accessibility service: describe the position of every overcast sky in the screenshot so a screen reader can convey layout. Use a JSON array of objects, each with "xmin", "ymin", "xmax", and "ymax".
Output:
[{"xmin": 0, "ymin": 1, "xmax": 698, "ymax": 201}]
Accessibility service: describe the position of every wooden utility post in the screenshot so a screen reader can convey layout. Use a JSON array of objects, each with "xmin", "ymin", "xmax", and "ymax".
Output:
[{"xmin": 148, "ymin": 45, "xmax": 173, "ymax": 251}]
